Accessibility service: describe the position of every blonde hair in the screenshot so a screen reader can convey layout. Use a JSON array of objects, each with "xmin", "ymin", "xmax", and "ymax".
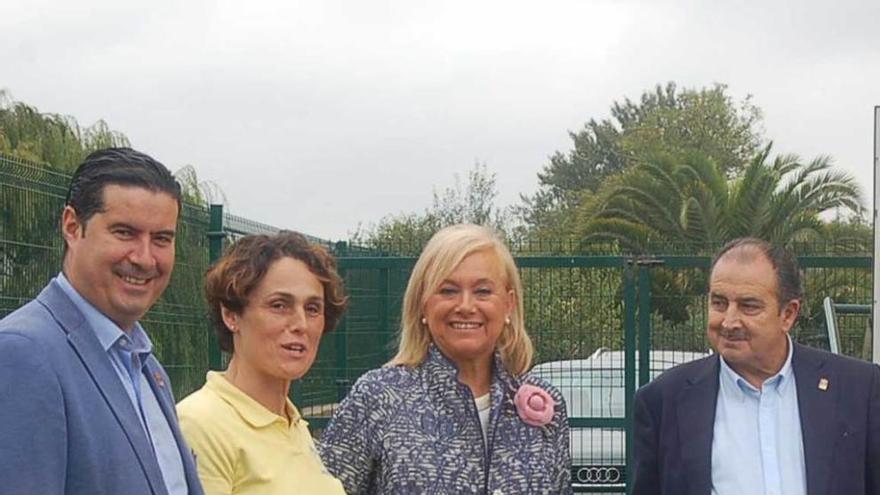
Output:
[{"xmin": 387, "ymin": 224, "xmax": 533, "ymax": 376}]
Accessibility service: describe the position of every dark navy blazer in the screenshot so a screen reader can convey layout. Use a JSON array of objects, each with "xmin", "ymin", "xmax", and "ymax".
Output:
[
  {"xmin": 631, "ymin": 343, "xmax": 880, "ymax": 495},
  {"xmin": 0, "ymin": 280, "xmax": 203, "ymax": 495}
]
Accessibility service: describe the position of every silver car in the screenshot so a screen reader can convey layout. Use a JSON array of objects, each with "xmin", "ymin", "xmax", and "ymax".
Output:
[{"xmin": 532, "ymin": 348, "xmax": 709, "ymax": 493}]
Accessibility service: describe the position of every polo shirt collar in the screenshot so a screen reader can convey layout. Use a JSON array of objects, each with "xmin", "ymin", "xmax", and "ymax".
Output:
[{"xmin": 205, "ymin": 371, "xmax": 301, "ymax": 429}]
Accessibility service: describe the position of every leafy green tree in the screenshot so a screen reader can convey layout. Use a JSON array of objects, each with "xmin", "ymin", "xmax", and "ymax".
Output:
[
  {"xmin": 174, "ymin": 164, "xmax": 227, "ymax": 206},
  {"xmin": 0, "ymin": 90, "xmax": 130, "ymax": 171},
  {"xmin": 1, "ymin": 90, "xmax": 217, "ymax": 206},
  {"xmin": 521, "ymin": 82, "xmax": 763, "ymax": 234},
  {"xmin": 351, "ymin": 162, "xmax": 511, "ymax": 255}
]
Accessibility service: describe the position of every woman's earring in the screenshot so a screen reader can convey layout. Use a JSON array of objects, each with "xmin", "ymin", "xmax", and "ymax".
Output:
[
  {"xmin": 420, "ymin": 317, "xmax": 427, "ymax": 325},
  {"xmin": 505, "ymin": 316, "xmax": 511, "ymax": 326}
]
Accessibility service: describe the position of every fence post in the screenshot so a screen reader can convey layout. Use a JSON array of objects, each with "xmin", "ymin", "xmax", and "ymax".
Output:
[
  {"xmin": 207, "ymin": 204, "xmax": 225, "ymax": 371},
  {"xmin": 623, "ymin": 261, "xmax": 637, "ymax": 495},
  {"xmin": 335, "ymin": 267, "xmax": 350, "ymax": 401},
  {"xmin": 378, "ymin": 267, "xmax": 390, "ymax": 360},
  {"xmin": 873, "ymin": 106, "xmax": 879, "ymax": 364},
  {"xmin": 637, "ymin": 264, "xmax": 653, "ymax": 388}
]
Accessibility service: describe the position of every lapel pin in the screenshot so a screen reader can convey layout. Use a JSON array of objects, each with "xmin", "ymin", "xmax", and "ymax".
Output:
[
  {"xmin": 818, "ymin": 377, "xmax": 829, "ymax": 391},
  {"xmin": 154, "ymin": 371, "xmax": 166, "ymax": 388}
]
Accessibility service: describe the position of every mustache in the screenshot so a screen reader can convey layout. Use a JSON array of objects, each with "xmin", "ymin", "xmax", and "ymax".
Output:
[
  {"xmin": 717, "ymin": 327, "xmax": 748, "ymax": 340},
  {"xmin": 112, "ymin": 262, "xmax": 159, "ymax": 280}
]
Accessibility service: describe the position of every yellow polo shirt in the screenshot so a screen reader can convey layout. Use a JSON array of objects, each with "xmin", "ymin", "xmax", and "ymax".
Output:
[{"xmin": 177, "ymin": 372, "xmax": 345, "ymax": 495}]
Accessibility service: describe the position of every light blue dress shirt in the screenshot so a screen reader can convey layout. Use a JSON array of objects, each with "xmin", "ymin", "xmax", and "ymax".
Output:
[
  {"xmin": 711, "ymin": 337, "xmax": 806, "ymax": 495},
  {"xmin": 57, "ymin": 273, "xmax": 187, "ymax": 495}
]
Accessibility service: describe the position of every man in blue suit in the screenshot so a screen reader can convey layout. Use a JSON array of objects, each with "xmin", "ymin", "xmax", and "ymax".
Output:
[
  {"xmin": 632, "ymin": 238, "xmax": 880, "ymax": 495},
  {"xmin": 0, "ymin": 148, "xmax": 204, "ymax": 494}
]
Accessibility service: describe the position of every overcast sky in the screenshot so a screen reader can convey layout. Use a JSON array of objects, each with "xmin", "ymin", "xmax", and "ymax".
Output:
[{"xmin": 2, "ymin": 0, "xmax": 879, "ymax": 240}]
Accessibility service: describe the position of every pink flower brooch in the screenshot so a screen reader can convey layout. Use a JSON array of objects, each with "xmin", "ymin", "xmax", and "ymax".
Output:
[{"xmin": 513, "ymin": 383, "xmax": 555, "ymax": 427}]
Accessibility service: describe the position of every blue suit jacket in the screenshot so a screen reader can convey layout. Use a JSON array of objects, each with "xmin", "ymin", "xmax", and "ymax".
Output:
[
  {"xmin": 632, "ymin": 343, "xmax": 880, "ymax": 495},
  {"xmin": 0, "ymin": 280, "xmax": 204, "ymax": 495}
]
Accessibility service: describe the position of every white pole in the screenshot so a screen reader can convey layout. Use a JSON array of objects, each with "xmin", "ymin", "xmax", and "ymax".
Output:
[{"xmin": 873, "ymin": 106, "xmax": 880, "ymax": 364}]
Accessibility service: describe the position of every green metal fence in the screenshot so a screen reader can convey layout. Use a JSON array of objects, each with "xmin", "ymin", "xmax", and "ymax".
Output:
[
  {"xmin": 2, "ymin": 154, "xmax": 875, "ymax": 493},
  {"xmin": 304, "ymin": 249, "xmax": 873, "ymax": 493}
]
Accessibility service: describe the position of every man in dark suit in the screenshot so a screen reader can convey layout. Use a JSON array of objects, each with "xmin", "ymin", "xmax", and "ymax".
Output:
[
  {"xmin": 632, "ymin": 237, "xmax": 880, "ymax": 495},
  {"xmin": 0, "ymin": 148, "xmax": 203, "ymax": 494}
]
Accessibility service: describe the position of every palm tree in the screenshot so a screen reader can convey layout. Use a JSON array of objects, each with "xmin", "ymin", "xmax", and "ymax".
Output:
[
  {"xmin": 576, "ymin": 145, "xmax": 863, "ymax": 327},
  {"xmin": 580, "ymin": 144, "xmax": 863, "ymax": 253}
]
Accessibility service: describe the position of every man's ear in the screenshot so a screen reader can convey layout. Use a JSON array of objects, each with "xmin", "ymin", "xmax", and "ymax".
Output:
[
  {"xmin": 220, "ymin": 305, "xmax": 240, "ymax": 333},
  {"xmin": 780, "ymin": 299, "xmax": 801, "ymax": 334},
  {"xmin": 61, "ymin": 206, "xmax": 83, "ymax": 246}
]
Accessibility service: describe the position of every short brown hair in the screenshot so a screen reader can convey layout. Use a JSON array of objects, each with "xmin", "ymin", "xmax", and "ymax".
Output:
[{"xmin": 204, "ymin": 231, "xmax": 347, "ymax": 352}]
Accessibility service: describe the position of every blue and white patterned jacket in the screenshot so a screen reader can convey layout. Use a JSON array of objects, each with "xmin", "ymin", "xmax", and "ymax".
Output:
[{"xmin": 318, "ymin": 345, "xmax": 572, "ymax": 494}]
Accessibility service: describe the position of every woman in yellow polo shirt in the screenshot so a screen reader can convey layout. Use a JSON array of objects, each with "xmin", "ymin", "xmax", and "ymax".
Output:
[{"xmin": 177, "ymin": 232, "xmax": 347, "ymax": 495}]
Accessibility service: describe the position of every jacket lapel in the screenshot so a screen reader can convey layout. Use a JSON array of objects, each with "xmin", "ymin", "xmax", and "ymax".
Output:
[
  {"xmin": 793, "ymin": 344, "xmax": 836, "ymax": 495},
  {"xmin": 37, "ymin": 281, "xmax": 168, "ymax": 495},
  {"xmin": 144, "ymin": 360, "xmax": 203, "ymax": 495},
  {"xmin": 676, "ymin": 355, "xmax": 719, "ymax": 495}
]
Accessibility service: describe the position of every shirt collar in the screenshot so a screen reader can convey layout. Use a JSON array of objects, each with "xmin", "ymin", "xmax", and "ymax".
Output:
[
  {"xmin": 205, "ymin": 371, "xmax": 301, "ymax": 429},
  {"xmin": 55, "ymin": 272, "xmax": 153, "ymax": 355},
  {"xmin": 719, "ymin": 335, "xmax": 795, "ymax": 399}
]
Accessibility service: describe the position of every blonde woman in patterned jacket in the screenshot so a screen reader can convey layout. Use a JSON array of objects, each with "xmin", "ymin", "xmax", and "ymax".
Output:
[{"xmin": 319, "ymin": 224, "xmax": 572, "ymax": 494}]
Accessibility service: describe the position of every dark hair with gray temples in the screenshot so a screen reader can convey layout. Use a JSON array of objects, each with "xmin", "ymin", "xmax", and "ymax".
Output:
[
  {"xmin": 710, "ymin": 237, "xmax": 804, "ymax": 306},
  {"xmin": 64, "ymin": 147, "xmax": 182, "ymax": 248}
]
